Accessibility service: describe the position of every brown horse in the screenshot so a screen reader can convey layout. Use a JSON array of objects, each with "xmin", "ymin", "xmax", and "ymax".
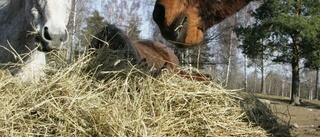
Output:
[
  {"xmin": 153, "ymin": 0, "xmax": 256, "ymax": 47},
  {"xmin": 134, "ymin": 40, "xmax": 210, "ymax": 81},
  {"xmin": 133, "ymin": 40, "xmax": 179, "ymax": 70},
  {"xmin": 90, "ymin": 24, "xmax": 210, "ymax": 81}
]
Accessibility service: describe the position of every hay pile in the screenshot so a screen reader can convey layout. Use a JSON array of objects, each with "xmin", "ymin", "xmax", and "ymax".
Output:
[{"xmin": 0, "ymin": 53, "xmax": 269, "ymax": 136}]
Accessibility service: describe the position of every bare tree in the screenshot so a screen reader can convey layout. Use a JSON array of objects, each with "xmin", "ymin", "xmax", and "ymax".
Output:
[
  {"xmin": 102, "ymin": 0, "xmax": 142, "ymax": 35},
  {"xmin": 67, "ymin": 0, "xmax": 77, "ymax": 63},
  {"xmin": 65, "ymin": 0, "xmax": 93, "ymax": 62}
]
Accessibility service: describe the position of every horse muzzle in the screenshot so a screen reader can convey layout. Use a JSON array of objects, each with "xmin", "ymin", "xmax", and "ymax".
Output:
[
  {"xmin": 37, "ymin": 25, "xmax": 69, "ymax": 52},
  {"xmin": 159, "ymin": 14, "xmax": 189, "ymax": 48}
]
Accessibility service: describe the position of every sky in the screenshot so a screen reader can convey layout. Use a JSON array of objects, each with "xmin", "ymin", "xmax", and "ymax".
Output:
[
  {"xmin": 91, "ymin": 0, "xmax": 153, "ymax": 39},
  {"xmin": 92, "ymin": 0, "xmax": 102, "ymax": 12}
]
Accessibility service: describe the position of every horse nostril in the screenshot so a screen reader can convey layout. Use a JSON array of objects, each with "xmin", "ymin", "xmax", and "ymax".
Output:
[
  {"xmin": 41, "ymin": 25, "xmax": 69, "ymax": 44},
  {"xmin": 153, "ymin": 4, "xmax": 166, "ymax": 24},
  {"xmin": 59, "ymin": 29, "xmax": 68, "ymax": 42},
  {"xmin": 43, "ymin": 27, "xmax": 52, "ymax": 41},
  {"xmin": 62, "ymin": 29, "xmax": 69, "ymax": 43}
]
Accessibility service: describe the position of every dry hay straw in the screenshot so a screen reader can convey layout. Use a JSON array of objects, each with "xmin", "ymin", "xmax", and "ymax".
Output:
[
  {"xmin": 240, "ymin": 94, "xmax": 291, "ymax": 137},
  {"xmin": 0, "ymin": 51, "xmax": 269, "ymax": 136}
]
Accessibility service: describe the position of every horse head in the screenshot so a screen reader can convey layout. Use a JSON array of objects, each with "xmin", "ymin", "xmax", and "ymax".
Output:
[
  {"xmin": 153, "ymin": 0, "xmax": 254, "ymax": 47},
  {"xmin": 24, "ymin": 0, "xmax": 72, "ymax": 51},
  {"xmin": 0, "ymin": 0, "xmax": 72, "ymax": 83}
]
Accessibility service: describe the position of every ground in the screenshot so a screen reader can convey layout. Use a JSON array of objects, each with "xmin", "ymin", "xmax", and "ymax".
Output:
[{"xmin": 256, "ymin": 94, "xmax": 320, "ymax": 137}]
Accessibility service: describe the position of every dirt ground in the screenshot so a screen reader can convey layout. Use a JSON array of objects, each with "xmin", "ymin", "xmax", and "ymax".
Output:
[{"xmin": 257, "ymin": 95, "xmax": 320, "ymax": 137}]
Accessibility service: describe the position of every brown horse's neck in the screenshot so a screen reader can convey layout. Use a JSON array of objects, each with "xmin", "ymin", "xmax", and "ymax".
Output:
[{"xmin": 199, "ymin": 0, "xmax": 254, "ymax": 30}]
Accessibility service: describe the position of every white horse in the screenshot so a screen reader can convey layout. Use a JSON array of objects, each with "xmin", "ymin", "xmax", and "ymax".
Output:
[{"xmin": 0, "ymin": 0, "xmax": 72, "ymax": 83}]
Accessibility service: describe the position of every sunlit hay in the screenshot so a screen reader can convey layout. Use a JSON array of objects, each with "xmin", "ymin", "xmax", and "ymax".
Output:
[
  {"xmin": 0, "ymin": 69, "xmax": 13, "ymax": 88},
  {"xmin": 0, "ymin": 44, "xmax": 48, "ymax": 84},
  {"xmin": 240, "ymin": 93, "xmax": 291, "ymax": 137},
  {"xmin": 0, "ymin": 53, "xmax": 269, "ymax": 136},
  {"xmin": 0, "ymin": 43, "xmax": 27, "ymax": 73},
  {"xmin": 46, "ymin": 50, "xmax": 72, "ymax": 73}
]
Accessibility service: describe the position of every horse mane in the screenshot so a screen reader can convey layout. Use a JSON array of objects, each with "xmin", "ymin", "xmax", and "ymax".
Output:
[
  {"xmin": 196, "ymin": 0, "xmax": 253, "ymax": 29},
  {"xmin": 0, "ymin": 0, "xmax": 22, "ymax": 25},
  {"xmin": 90, "ymin": 23, "xmax": 139, "ymax": 62},
  {"xmin": 0, "ymin": 0, "xmax": 8, "ymax": 8}
]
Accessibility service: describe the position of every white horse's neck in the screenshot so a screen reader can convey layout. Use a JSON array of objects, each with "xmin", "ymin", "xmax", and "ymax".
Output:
[{"xmin": 0, "ymin": 0, "xmax": 31, "ymax": 63}]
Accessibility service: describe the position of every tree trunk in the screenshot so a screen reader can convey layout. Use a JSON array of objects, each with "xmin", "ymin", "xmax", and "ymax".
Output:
[
  {"xmin": 67, "ymin": 0, "xmax": 77, "ymax": 63},
  {"xmin": 261, "ymin": 39, "xmax": 266, "ymax": 94},
  {"xmin": 261, "ymin": 59, "xmax": 265, "ymax": 94},
  {"xmin": 289, "ymin": 0, "xmax": 302, "ymax": 105},
  {"xmin": 281, "ymin": 81, "xmax": 285, "ymax": 97},
  {"xmin": 196, "ymin": 46, "xmax": 201, "ymax": 69},
  {"xmin": 225, "ymin": 31, "xmax": 234, "ymax": 87},
  {"xmin": 268, "ymin": 80, "xmax": 271, "ymax": 94},
  {"xmin": 309, "ymin": 88, "xmax": 313, "ymax": 100},
  {"xmin": 225, "ymin": 41, "xmax": 232, "ymax": 87},
  {"xmin": 290, "ymin": 59, "xmax": 300, "ymax": 105},
  {"xmin": 176, "ymin": 48, "xmax": 185, "ymax": 66},
  {"xmin": 244, "ymin": 55, "xmax": 248, "ymax": 91},
  {"xmin": 316, "ymin": 68, "xmax": 319, "ymax": 100},
  {"xmin": 254, "ymin": 66, "xmax": 258, "ymax": 93},
  {"xmin": 187, "ymin": 49, "xmax": 192, "ymax": 67}
]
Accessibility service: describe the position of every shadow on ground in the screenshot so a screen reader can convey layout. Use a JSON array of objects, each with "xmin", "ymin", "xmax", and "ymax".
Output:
[{"xmin": 256, "ymin": 94, "xmax": 320, "ymax": 110}]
